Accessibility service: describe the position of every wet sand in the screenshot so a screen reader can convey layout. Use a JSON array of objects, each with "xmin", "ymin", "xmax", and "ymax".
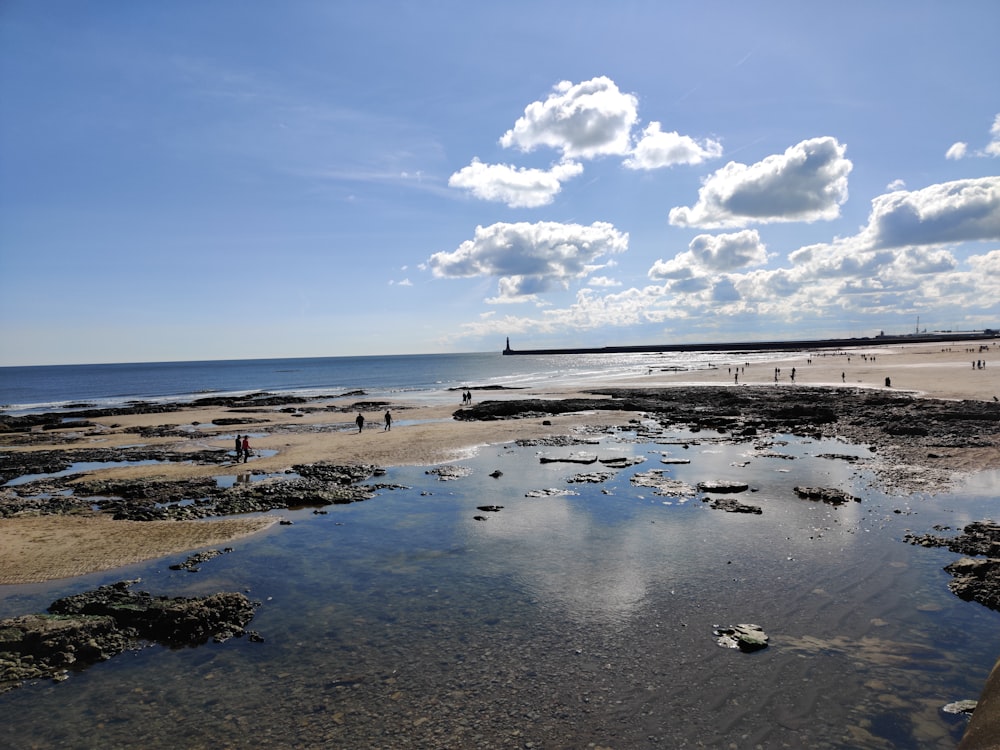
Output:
[{"xmin": 0, "ymin": 339, "xmax": 996, "ymax": 585}]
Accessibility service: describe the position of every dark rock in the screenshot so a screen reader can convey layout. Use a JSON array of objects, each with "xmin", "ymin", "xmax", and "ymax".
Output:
[
  {"xmin": 539, "ymin": 453, "xmax": 598, "ymax": 465},
  {"xmin": 0, "ymin": 581, "xmax": 258, "ymax": 692},
  {"xmin": 703, "ymin": 496, "xmax": 762, "ymax": 514},
  {"xmin": 944, "ymin": 558, "xmax": 1000, "ymax": 612},
  {"xmin": 793, "ymin": 486, "xmax": 861, "ymax": 505},
  {"xmin": 698, "ymin": 480, "xmax": 750, "ymax": 493}
]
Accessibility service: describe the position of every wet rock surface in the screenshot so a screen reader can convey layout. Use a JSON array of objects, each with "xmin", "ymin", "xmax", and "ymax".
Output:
[
  {"xmin": 0, "ymin": 458, "xmax": 382, "ymax": 521},
  {"xmin": 457, "ymin": 385, "xmax": 1000, "ymax": 493},
  {"xmin": 905, "ymin": 522, "xmax": 1000, "ymax": 612},
  {"xmin": 793, "ymin": 486, "xmax": 861, "ymax": 505},
  {"xmin": 0, "ymin": 580, "xmax": 259, "ymax": 693}
]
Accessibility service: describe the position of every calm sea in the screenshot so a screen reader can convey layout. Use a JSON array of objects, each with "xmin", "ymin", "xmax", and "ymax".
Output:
[{"xmin": 0, "ymin": 349, "xmax": 784, "ymax": 415}]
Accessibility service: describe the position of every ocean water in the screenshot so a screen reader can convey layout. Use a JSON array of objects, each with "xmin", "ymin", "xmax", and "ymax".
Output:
[
  {"xmin": 0, "ymin": 349, "xmax": 789, "ymax": 415},
  {"xmin": 1, "ymin": 354, "xmax": 999, "ymax": 748}
]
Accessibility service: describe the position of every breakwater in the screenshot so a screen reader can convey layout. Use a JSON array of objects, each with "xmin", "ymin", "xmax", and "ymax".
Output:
[{"xmin": 501, "ymin": 331, "xmax": 997, "ymax": 356}]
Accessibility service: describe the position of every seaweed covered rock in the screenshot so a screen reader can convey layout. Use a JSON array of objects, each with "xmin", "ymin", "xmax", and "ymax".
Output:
[{"xmin": 0, "ymin": 581, "xmax": 259, "ymax": 692}]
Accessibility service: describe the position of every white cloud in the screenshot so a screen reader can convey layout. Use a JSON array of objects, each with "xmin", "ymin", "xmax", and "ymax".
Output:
[
  {"xmin": 864, "ymin": 176, "xmax": 1000, "ymax": 248},
  {"xmin": 389, "ymin": 278, "xmax": 413, "ymax": 287},
  {"xmin": 946, "ymin": 142, "xmax": 968, "ymax": 160},
  {"xmin": 649, "ymin": 230, "xmax": 767, "ymax": 280},
  {"xmin": 448, "ymin": 158, "xmax": 584, "ymax": 208},
  {"xmin": 450, "ymin": 177, "xmax": 1000, "ymax": 344},
  {"xmin": 624, "ymin": 122, "xmax": 723, "ymax": 170},
  {"xmin": 586, "ymin": 275, "xmax": 621, "ymax": 287},
  {"xmin": 987, "ymin": 114, "xmax": 1000, "ymax": 157},
  {"xmin": 886, "ymin": 179, "xmax": 906, "ymax": 191},
  {"xmin": 668, "ymin": 136, "xmax": 853, "ymax": 228},
  {"xmin": 425, "ymin": 220, "xmax": 629, "ymax": 301},
  {"xmin": 499, "ymin": 76, "xmax": 639, "ymax": 160}
]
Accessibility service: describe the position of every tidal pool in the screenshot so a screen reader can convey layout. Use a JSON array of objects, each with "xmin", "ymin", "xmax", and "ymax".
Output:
[{"xmin": 0, "ymin": 428, "xmax": 997, "ymax": 748}]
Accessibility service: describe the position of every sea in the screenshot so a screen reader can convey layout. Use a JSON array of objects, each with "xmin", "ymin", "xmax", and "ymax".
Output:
[
  {"xmin": 0, "ymin": 349, "xmax": 787, "ymax": 415},
  {"xmin": 1, "ymin": 351, "xmax": 998, "ymax": 748}
]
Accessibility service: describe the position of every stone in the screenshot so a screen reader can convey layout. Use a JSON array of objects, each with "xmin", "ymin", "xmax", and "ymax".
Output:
[{"xmin": 714, "ymin": 623, "xmax": 769, "ymax": 652}]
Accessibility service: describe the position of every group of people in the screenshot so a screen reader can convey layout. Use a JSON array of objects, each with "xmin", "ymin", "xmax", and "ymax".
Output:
[
  {"xmin": 355, "ymin": 411, "xmax": 393, "ymax": 433},
  {"xmin": 460, "ymin": 390, "xmax": 473, "ymax": 405},
  {"xmin": 234, "ymin": 434, "xmax": 250, "ymax": 463}
]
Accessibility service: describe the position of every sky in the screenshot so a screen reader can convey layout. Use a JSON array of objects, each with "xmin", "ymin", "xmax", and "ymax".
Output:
[{"xmin": 1, "ymin": 1, "xmax": 999, "ymax": 366}]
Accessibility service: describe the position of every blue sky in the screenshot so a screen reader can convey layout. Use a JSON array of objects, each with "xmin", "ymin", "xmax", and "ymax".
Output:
[{"xmin": 1, "ymin": 1, "xmax": 998, "ymax": 365}]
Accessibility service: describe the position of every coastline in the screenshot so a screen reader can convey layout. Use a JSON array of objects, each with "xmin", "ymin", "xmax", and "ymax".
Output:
[
  {"xmin": 0, "ymin": 339, "xmax": 997, "ymax": 584},
  {"xmin": 2, "ymin": 338, "xmax": 999, "ymax": 747}
]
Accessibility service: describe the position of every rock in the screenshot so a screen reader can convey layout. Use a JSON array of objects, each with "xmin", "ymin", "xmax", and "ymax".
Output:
[
  {"xmin": 714, "ymin": 623, "xmax": 769, "ymax": 652},
  {"xmin": 0, "ymin": 581, "xmax": 259, "ymax": 692},
  {"xmin": 476, "ymin": 505, "xmax": 504, "ymax": 512},
  {"xmin": 703, "ymin": 496, "xmax": 762, "ymax": 514},
  {"xmin": 698, "ymin": 480, "xmax": 750, "ymax": 493},
  {"xmin": 943, "ymin": 699, "xmax": 978, "ymax": 715},
  {"xmin": 599, "ymin": 455, "xmax": 646, "ymax": 468},
  {"xmin": 944, "ymin": 557, "xmax": 1000, "ymax": 612},
  {"xmin": 631, "ymin": 470, "xmax": 696, "ymax": 498},
  {"xmin": 539, "ymin": 453, "xmax": 598, "ymax": 465},
  {"xmin": 425, "ymin": 465, "xmax": 472, "ymax": 481},
  {"xmin": 793, "ymin": 486, "xmax": 861, "ymax": 505},
  {"xmin": 567, "ymin": 471, "xmax": 617, "ymax": 484},
  {"xmin": 168, "ymin": 548, "xmax": 229, "ymax": 572},
  {"xmin": 524, "ymin": 488, "xmax": 580, "ymax": 498},
  {"xmin": 489, "ymin": 470, "xmax": 503, "ymax": 478}
]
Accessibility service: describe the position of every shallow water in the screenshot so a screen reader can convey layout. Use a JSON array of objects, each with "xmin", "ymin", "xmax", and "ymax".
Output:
[{"xmin": 1, "ymin": 427, "xmax": 998, "ymax": 749}]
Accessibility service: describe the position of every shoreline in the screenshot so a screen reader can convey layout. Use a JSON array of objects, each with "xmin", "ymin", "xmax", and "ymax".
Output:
[{"xmin": 0, "ymin": 339, "xmax": 997, "ymax": 585}]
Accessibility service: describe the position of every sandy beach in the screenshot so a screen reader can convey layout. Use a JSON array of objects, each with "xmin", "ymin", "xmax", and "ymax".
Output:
[{"xmin": 0, "ymin": 340, "xmax": 997, "ymax": 585}]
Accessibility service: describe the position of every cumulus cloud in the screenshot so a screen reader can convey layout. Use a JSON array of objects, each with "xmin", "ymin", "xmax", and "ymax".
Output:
[
  {"xmin": 668, "ymin": 136, "xmax": 853, "ymax": 228},
  {"xmin": 886, "ymin": 179, "xmax": 906, "ymax": 191},
  {"xmin": 425, "ymin": 221, "xmax": 629, "ymax": 301},
  {"xmin": 946, "ymin": 142, "xmax": 968, "ymax": 160},
  {"xmin": 624, "ymin": 122, "xmax": 723, "ymax": 170},
  {"xmin": 864, "ymin": 176, "xmax": 1000, "ymax": 248},
  {"xmin": 447, "ymin": 176, "xmax": 1000, "ymax": 345},
  {"xmin": 448, "ymin": 158, "xmax": 584, "ymax": 208},
  {"xmin": 649, "ymin": 230, "xmax": 767, "ymax": 280},
  {"xmin": 500, "ymin": 77, "xmax": 639, "ymax": 160}
]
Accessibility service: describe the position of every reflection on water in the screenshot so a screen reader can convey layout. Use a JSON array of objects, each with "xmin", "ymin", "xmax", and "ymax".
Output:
[{"xmin": 1, "ymin": 430, "xmax": 998, "ymax": 749}]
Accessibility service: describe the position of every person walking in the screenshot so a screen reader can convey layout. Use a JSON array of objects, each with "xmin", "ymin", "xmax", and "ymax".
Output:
[
  {"xmin": 355, "ymin": 413, "xmax": 365, "ymax": 433},
  {"xmin": 241, "ymin": 435, "xmax": 250, "ymax": 463},
  {"xmin": 235, "ymin": 434, "xmax": 242, "ymax": 462},
  {"xmin": 384, "ymin": 411, "xmax": 392, "ymax": 431}
]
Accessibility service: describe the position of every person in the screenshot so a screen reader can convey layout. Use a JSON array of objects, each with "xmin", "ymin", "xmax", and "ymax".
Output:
[
  {"xmin": 235, "ymin": 434, "xmax": 242, "ymax": 462},
  {"xmin": 355, "ymin": 413, "xmax": 365, "ymax": 433},
  {"xmin": 241, "ymin": 435, "xmax": 250, "ymax": 463},
  {"xmin": 384, "ymin": 411, "xmax": 392, "ymax": 431}
]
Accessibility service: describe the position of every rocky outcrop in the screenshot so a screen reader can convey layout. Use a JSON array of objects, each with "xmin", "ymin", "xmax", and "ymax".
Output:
[
  {"xmin": 793, "ymin": 486, "xmax": 861, "ymax": 505},
  {"xmin": 944, "ymin": 558, "xmax": 1000, "ymax": 612},
  {"xmin": 0, "ymin": 580, "xmax": 259, "ymax": 693}
]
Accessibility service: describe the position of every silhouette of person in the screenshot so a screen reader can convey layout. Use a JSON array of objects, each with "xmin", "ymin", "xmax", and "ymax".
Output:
[
  {"xmin": 235, "ymin": 434, "xmax": 242, "ymax": 462},
  {"xmin": 384, "ymin": 411, "xmax": 392, "ymax": 431},
  {"xmin": 355, "ymin": 413, "xmax": 365, "ymax": 433},
  {"xmin": 241, "ymin": 435, "xmax": 250, "ymax": 463}
]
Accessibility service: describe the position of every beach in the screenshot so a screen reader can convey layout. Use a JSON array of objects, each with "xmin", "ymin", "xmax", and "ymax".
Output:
[{"xmin": 1, "ymin": 340, "xmax": 997, "ymax": 585}]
